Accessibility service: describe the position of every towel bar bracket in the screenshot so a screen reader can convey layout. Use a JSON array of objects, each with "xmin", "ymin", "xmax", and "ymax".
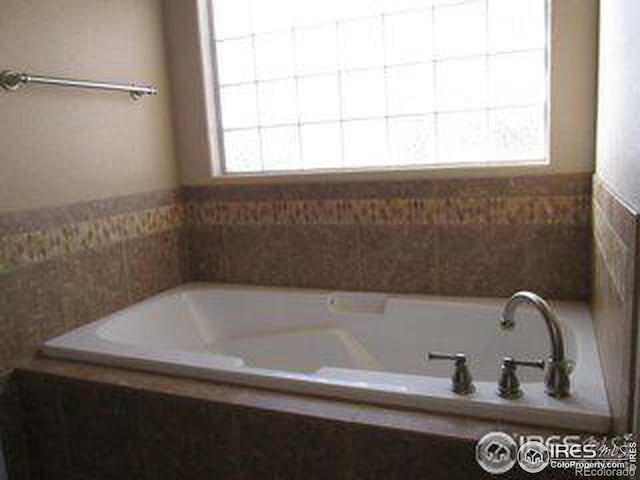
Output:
[{"xmin": 0, "ymin": 70, "xmax": 22, "ymax": 91}]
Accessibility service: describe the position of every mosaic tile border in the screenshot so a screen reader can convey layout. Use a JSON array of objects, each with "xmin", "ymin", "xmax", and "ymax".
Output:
[
  {"xmin": 0, "ymin": 189, "xmax": 181, "ymax": 235},
  {"xmin": 0, "ymin": 174, "xmax": 590, "ymax": 274},
  {"xmin": 1, "ymin": 196, "xmax": 184, "ymax": 274},
  {"xmin": 593, "ymin": 201, "xmax": 633, "ymax": 304},
  {"xmin": 185, "ymin": 194, "xmax": 590, "ymax": 227},
  {"xmin": 184, "ymin": 173, "xmax": 591, "ymax": 227}
]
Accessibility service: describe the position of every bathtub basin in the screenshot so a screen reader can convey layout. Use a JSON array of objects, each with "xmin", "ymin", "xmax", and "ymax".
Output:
[{"xmin": 42, "ymin": 283, "xmax": 611, "ymax": 432}]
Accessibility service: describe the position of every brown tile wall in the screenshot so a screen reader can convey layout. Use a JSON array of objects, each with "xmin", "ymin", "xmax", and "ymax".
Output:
[
  {"xmin": 0, "ymin": 190, "xmax": 188, "ymax": 368},
  {"xmin": 15, "ymin": 359, "xmax": 602, "ymax": 480},
  {"xmin": 0, "ymin": 174, "xmax": 592, "ymax": 369},
  {"xmin": 0, "ymin": 172, "xmax": 593, "ymax": 373},
  {"xmin": 591, "ymin": 176, "xmax": 639, "ymax": 432},
  {"xmin": 186, "ymin": 173, "xmax": 592, "ymax": 300}
]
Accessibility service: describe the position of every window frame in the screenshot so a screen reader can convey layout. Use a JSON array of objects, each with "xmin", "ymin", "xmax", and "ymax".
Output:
[{"xmin": 206, "ymin": 0, "xmax": 551, "ymax": 179}]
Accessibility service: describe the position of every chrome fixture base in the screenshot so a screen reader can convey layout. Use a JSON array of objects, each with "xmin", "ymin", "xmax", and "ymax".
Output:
[{"xmin": 544, "ymin": 358, "xmax": 572, "ymax": 399}]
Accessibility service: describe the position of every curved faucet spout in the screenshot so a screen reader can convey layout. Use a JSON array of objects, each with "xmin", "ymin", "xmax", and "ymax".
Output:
[
  {"xmin": 500, "ymin": 291, "xmax": 570, "ymax": 398},
  {"xmin": 500, "ymin": 291, "xmax": 565, "ymax": 362}
]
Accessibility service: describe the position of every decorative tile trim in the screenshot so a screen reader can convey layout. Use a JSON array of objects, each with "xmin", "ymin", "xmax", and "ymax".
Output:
[
  {"xmin": 592, "ymin": 176, "xmax": 639, "ymax": 305},
  {"xmin": 0, "ymin": 174, "xmax": 590, "ymax": 274},
  {"xmin": 1, "ymin": 203, "xmax": 184, "ymax": 274},
  {"xmin": 593, "ymin": 176, "xmax": 638, "ymax": 247},
  {"xmin": 185, "ymin": 194, "xmax": 590, "ymax": 227},
  {"xmin": 0, "ymin": 189, "xmax": 181, "ymax": 235},
  {"xmin": 593, "ymin": 202, "xmax": 633, "ymax": 304}
]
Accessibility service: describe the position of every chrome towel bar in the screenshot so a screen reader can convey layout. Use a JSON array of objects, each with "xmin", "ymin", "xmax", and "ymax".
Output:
[{"xmin": 0, "ymin": 69, "xmax": 157, "ymax": 100}]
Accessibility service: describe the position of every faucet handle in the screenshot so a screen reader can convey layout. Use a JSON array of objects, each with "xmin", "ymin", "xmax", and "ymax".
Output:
[
  {"xmin": 497, "ymin": 356, "xmax": 545, "ymax": 399},
  {"xmin": 427, "ymin": 351, "xmax": 467, "ymax": 363},
  {"xmin": 508, "ymin": 358, "xmax": 545, "ymax": 370},
  {"xmin": 427, "ymin": 352, "xmax": 475, "ymax": 395}
]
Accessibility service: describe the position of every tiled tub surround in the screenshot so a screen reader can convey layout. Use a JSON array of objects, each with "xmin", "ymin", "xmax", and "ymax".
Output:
[
  {"xmin": 0, "ymin": 173, "xmax": 591, "ymax": 367},
  {"xmin": 16, "ymin": 357, "xmax": 604, "ymax": 480},
  {"xmin": 0, "ymin": 172, "xmax": 603, "ymax": 478},
  {"xmin": 592, "ymin": 176, "xmax": 639, "ymax": 432},
  {"xmin": 0, "ymin": 189, "xmax": 188, "ymax": 366},
  {"xmin": 185, "ymin": 173, "xmax": 592, "ymax": 300}
]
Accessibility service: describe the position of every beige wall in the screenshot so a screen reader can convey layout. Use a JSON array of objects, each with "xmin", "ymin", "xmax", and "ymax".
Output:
[
  {"xmin": 595, "ymin": 0, "xmax": 640, "ymax": 435},
  {"xmin": 548, "ymin": 0, "xmax": 598, "ymax": 177},
  {"xmin": 165, "ymin": 0, "xmax": 598, "ymax": 185},
  {"xmin": 596, "ymin": 0, "xmax": 640, "ymax": 212},
  {"xmin": 0, "ymin": 0, "xmax": 178, "ymax": 214}
]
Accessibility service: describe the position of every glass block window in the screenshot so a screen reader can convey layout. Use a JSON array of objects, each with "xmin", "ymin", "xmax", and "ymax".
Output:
[{"xmin": 211, "ymin": 0, "xmax": 548, "ymax": 174}]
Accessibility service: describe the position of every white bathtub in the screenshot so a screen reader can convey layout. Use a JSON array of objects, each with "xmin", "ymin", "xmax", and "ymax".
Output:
[{"xmin": 42, "ymin": 283, "xmax": 611, "ymax": 432}]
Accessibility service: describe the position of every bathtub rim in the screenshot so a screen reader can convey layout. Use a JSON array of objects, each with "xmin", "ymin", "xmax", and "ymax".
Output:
[{"xmin": 41, "ymin": 282, "xmax": 611, "ymax": 433}]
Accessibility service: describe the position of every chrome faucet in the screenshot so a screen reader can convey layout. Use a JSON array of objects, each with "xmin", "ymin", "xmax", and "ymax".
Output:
[{"xmin": 499, "ymin": 291, "xmax": 571, "ymax": 398}]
